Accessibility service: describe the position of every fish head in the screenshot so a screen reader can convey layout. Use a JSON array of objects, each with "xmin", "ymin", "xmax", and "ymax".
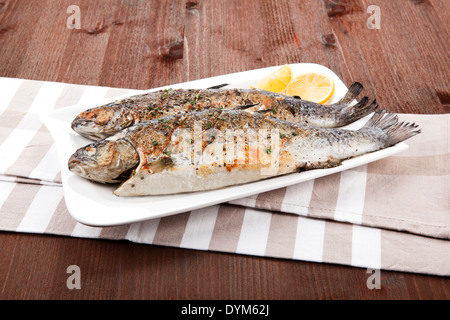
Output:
[
  {"xmin": 71, "ymin": 104, "xmax": 135, "ymax": 141},
  {"xmin": 68, "ymin": 138, "xmax": 140, "ymax": 183}
]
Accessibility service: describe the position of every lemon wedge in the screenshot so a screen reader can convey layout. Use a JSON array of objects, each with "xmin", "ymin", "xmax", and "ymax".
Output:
[
  {"xmin": 254, "ymin": 64, "xmax": 293, "ymax": 93},
  {"xmin": 283, "ymin": 72, "xmax": 335, "ymax": 104}
]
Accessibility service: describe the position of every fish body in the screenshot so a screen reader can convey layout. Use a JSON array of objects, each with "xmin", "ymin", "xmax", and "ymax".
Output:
[
  {"xmin": 71, "ymin": 83, "xmax": 376, "ymax": 140},
  {"xmin": 68, "ymin": 109, "xmax": 420, "ymax": 196}
]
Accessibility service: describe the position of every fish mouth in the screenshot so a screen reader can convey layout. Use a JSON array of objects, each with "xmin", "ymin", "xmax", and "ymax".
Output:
[
  {"xmin": 68, "ymin": 139, "xmax": 140, "ymax": 184},
  {"xmin": 68, "ymin": 152, "xmax": 126, "ymax": 184},
  {"xmin": 68, "ymin": 155, "xmax": 136, "ymax": 183},
  {"xmin": 71, "ymin": 106, "xmax": 135, "ymax": 141},
  {"xmin": 71, "ymin": 118, "xmax": 118, "ymax": 141}
]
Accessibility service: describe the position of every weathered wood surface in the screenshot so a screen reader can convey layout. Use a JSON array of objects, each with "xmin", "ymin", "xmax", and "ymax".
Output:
[{"xmin": 0, "ymin": 0, "xmax": 449, "ymax": 300}]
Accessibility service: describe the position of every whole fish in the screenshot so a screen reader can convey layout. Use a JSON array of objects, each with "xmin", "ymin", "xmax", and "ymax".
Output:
[
  {"xmin": 68, "ymin": 109, "xmax": 420, "ymax": 196},
  {"xmin": 71, "ymin": 82, "xmax": 376, "ymax": 141}
]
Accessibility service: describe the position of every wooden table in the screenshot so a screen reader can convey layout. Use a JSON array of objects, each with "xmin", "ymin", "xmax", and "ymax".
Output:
[{"xmin": 0, "ymin": 0, "xmax": 448, "ymax": 300}]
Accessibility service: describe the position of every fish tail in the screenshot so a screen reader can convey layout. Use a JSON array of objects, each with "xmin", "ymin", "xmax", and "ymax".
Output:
[
  {"xmin": 335, "ymin": 82, "xmax": 364, "ymax": 105},
  {"xmin": 361, "ymin": 110, "xmax": 421, "ymax": 146},
  {"xmin": 338, "ymin": 97, "xmax": 378, "ymax": 125}
]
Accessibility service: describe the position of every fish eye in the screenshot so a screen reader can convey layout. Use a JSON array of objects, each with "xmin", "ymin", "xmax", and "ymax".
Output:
[{"xmin": 85, "ymin": 146, "xmax": 96, "ymax": 156}]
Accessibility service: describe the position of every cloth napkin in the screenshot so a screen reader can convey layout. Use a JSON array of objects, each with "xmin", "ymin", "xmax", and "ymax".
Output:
[{"xmin": 0, "ymin": 77, "xmax": 448, "ymax": 276}]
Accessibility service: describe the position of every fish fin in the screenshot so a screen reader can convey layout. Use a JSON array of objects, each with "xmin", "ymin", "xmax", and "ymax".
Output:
[
  {"xmin": 207, "ymin": 83, "xmax": 229, "ymax": 89},
  {"xmin": 235, "ymin": 103, "xmax": 260, "ymax": 110},
  {"xmin": 336, "ymin": 82, "xmax": 364, "ymax": 105},
  {"xmin": 339, "ymin": 97, "xmax": 378, "ymax": 124},
  {"xmin": 362, "ymin": 110, "xmax": 421, "ymax": 146}
]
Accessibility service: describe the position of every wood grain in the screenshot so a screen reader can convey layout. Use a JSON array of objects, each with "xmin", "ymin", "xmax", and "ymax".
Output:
[
  {"xmin": 0, "ymin": 0, "xmax": 449, "ymax": 300},
  {"xmin": 0, "ymin": 232, "xmax": 449, "ymax": 300}
]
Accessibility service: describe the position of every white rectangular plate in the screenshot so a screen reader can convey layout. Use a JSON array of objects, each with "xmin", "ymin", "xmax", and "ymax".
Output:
[{"xmin": 41, "ymin": 63, "xmax": 408, "ymax": 227}]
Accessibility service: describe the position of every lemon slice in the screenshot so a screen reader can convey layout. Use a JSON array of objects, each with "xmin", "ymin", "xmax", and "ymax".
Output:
[
  {"xmin": 283, "ymin": 72, "xmax": 335, "ymax": 104},
  {"xmin": 254, "ymin": 64, "xmax": 293, "ymax": 93}
]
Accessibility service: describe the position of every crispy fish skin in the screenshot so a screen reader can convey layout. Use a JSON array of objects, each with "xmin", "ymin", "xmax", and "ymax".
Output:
[
  {"xmin": 71, "ymin": 82, "xmax": 375, "ymax": 140},
  {"xmin": 68, "ymin": 109, "xmax": 420, "ymax": 196}
]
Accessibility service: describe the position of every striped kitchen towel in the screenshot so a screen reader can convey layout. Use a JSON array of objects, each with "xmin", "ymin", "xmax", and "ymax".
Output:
[{"xmin": 0, "ymin": 77, "xmax": 449, "ymax": 276}]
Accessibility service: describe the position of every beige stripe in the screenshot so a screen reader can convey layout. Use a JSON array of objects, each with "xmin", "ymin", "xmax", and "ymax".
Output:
[
  {"xmin": 264, "ymin": 213, "xmax": 298, "ymax": 258},
  {"xmin": 103, "ymin": 88, "xmax": 131, "ymax": 99},
  {"xmin": 3, "ymin": 81, "xmax": 43, "ymax": 113},
  {"xmin": 322, "ymin": 221, "xmax": 353, "ymax": 265},
  {"xmin": 99, "ymin": 224, "xmax": 130, "ymax": 240},
  {"xmin": 363, "ymin": 174, "xmax": 449, "ymax": 239},
  {"xmin": 54, "ymin": 172, "xmax": 62, "ymax": 184},
  {"xmin": 4, "ymin": 84, "xmax": 89, "ymax": 182},
  {"xmin": 14, "ymin": 176, "xmax": 42, "ymax": 185},
  {"xmin": 44, "ymin": 197, "xmax": 78, "ymax": 235},
  {"xmin": 0, "ymin": 183, "xmax": 40, "ymax": 231},
  {"xmin": 152, "ymin": 212, "xmax": 191, "ymax": 247},
  {"xmin": 0, "ymin": 110, "xmax": 27, "ymax": 129},
  {"xmin": 4, "ymin": 125, "xmax": 53, "ymax": 178},
  {"xmin": 208, "ymin": 205, "xmax": 246, "ymax": 253},
  {"xmin": 53, "ymin": 83, "xmax": 86, "ymax": 109},
  {"xmin": 307, "ymin": 173, "xmax": 341, "ymax": 220},
  {"xmin": 254, "ymin": 187, "xmax": 287, "ymax": 212},
  {"xmin": 381, "ymin": 229, "xmax": 450, "ymax": 276},
  {"xmin": 395, "ymin": 114, "xmax": 448, "ymax": 158},
  {"xmin": 367, "ymin": 154, "xmax": 449, "ymax": 176}
]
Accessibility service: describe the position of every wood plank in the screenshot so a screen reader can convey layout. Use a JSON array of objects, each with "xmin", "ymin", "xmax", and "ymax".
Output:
[
  {"xmin": 1, "ymin": 232, "xmax": 449, "ymax": 299},
  {"xmin": 322, "ymin": 0, "xmax": 448, "ymax": 113}
]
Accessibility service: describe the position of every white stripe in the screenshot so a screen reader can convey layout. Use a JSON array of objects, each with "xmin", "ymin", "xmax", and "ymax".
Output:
[
  {"xmin": 27, "ymin": 82, "xmax": 66, "ymax": 114},
  {"xmin": 0, "ymin": 82, "xmax": 66, "ymax": 173},
  {"xmin": 228, "ymin": 195, "xmax": 257, "ymax": 208},
  {"xmin": 180, "ymin": 206, "xmax": 219, "ymax": 250},
  {"xmin": 236, "ymin": 208, "xmax": 272, "ymax": 256},
  {"xmin": 0, "ymin": 127, "xmax": 37, "ymax": 173},
  {"xmin": 125, "ymin": 218, "xmax": 161, "ymax": 244},
  {"xmin": 293, "ymin": 216, "xmax": 326, "ymax": 262},
  {"xmin": 0, "ymin": 180, "xmax": 16, "ymax": 209},
  {"xmin": 351, "ymin": 225, "xmax": 381, "ymax": 269},
  {"xmin": 0, "ymin": 78, "xmax": 23, "ymax": 113},
  {"xmin": 334, "ymin": 166, "xmax": 368, "ymax": 224},
  {"xmin": 77, "ymin": 86, "xmax": 110, "ymax": 106},
  {"xmin": 15, "ymin": 185, "xmax": 63, "ymax": 233},
  {"xmin": 29, "ymin": 143, "xmax": 61, "ymax": 182},
  {"xmin": 281, "ymin": 179, "xmax": 315, "ymax": 216},
  {"xmin": 71, "ymin": 223, "xmax": 103, "ymax": 238},
  {"xmin": 0, "ymin": 175, "xmax": 17, "ymax": 182}
]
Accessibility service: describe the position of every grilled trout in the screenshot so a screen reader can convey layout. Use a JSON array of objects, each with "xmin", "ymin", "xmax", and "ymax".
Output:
[
  {"xmin": 71, "ymin": 82, "xmax": 377, "ymax": 140},
  {"xmin": 68, "ymin": 109, "xmax": 420, "ymax": 196}
]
